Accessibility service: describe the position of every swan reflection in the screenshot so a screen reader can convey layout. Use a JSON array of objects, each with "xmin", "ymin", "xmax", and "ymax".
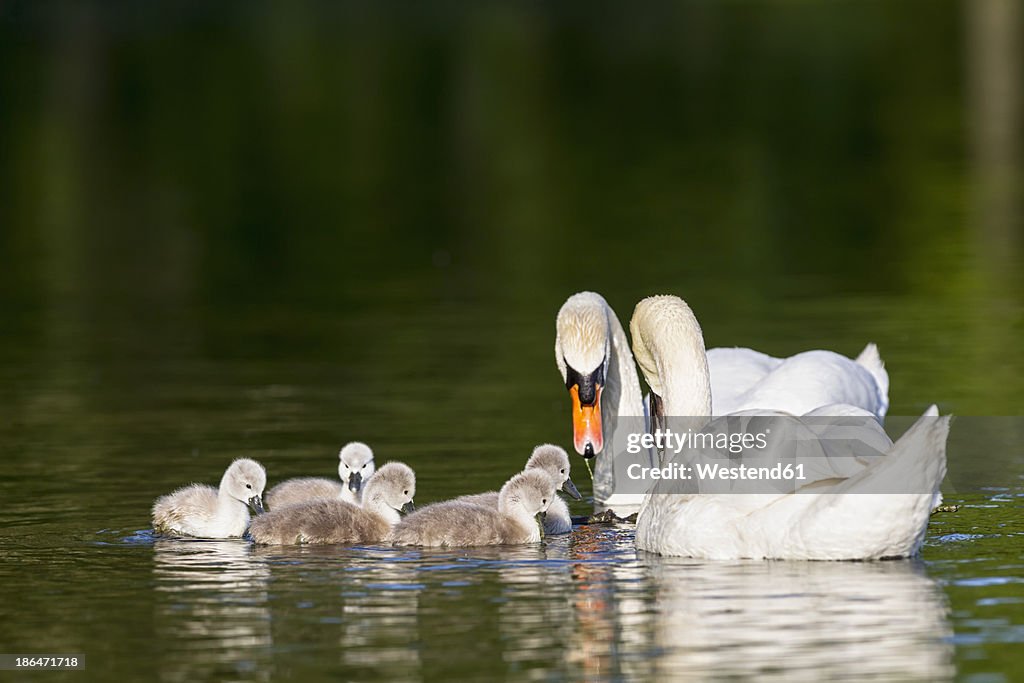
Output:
[
  {"xmin": 153, "ymin": 538, "xmax": 272, "ymax": 683},
  {"xmin": 566, "ymin": 524, "xmax": 649, "ymax": 680},
  {"xmin": 640, "ymin": 556, "xmax": 954, "ymax": 681}
]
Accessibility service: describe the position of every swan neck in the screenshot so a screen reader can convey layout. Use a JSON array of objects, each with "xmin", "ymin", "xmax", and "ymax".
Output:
[
  {"xmin": 364, "ymin": 487, "xmax": 400, "ymax": 525},
  {"xmin": 604, "ymin": 303, "xmax": 646, "ymax": 421},
  {"xmin": 216, "ymin": 479, "xmax": 242, "ymax": 506},
  {"xmin": 633, "ymin": 301, "xmax": 712, "ymax": 418}
]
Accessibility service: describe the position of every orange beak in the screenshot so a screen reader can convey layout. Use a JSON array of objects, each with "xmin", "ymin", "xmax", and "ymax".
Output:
[{"xmin": 570, "ymin": 384, "xmax": 603, "ymax": 457}]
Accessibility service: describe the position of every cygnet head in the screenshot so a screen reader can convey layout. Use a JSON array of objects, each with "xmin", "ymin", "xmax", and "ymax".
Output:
[
  {"xmin": 555, "ymin": 292, "xmax": 611, "ymax": 459},
  {"xmin": 525, "ymin": 444, "xmax": 581, "ymax": 500},
  {"xmin": 363, "ymin": 462, "xmax": 416, "ymax": 521},
  {"xmin": 220, "ymin": 458, "xmax": 267, "ymax": 514},
  {"xmin": 338, "ymin": 441, "xmax": 376, "ymax": 494},
  {"xmin": 499, "ymin": 469, "xmax": 557, "ymax": 520}
]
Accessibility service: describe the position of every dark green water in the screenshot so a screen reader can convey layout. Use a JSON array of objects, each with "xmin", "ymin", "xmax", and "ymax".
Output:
[{"xmin": 2, "ymin": 2, "xmax": 1023, "ymax": 681}]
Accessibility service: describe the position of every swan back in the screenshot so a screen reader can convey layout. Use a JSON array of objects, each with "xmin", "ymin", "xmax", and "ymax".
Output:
[
  {"xmin": 265, "ymin": 477, "xmax": 343, "ymax": 510},
  {"xmin": 387, "ymin": 501, "xmax": 541, "ymax": 547},
  {"xmin": 249, "ymin": 462, "xmax": 416, "ymax": 545},
  {"xmin": 389, "ymin": 470, "xmax": 556, "ymax": 547},
  {"xmin": 453, "ymin": 444, "xmax": 576, "ymax": 535},
  {"xmin": 248, "ymin": 498, "xmax": 390, "ymax": 545}
]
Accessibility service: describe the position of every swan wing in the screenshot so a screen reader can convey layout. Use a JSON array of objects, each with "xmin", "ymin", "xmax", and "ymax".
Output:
[
  {"xmin": 707, "ymin": 347, "xmax": 781, "ymax": 415},
  {"xmin": 724, "ymin": 350, "xmax": 888, "ymax": 418}
]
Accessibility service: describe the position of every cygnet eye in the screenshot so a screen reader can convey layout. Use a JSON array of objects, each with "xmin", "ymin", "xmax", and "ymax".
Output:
[
  {"xmin": 542, "ymin": 498, "xmax": 547, "ymax": 504},
  {"xmin": 560, "ymin": 469, "xmax": 565, "ymax": 474},
  {"xmin": 246, "ymin": 484, "xmax": 252, "ymax": 490},
  {"xmin": 362, "ymin": 463, "xmax": 367, "ymax": 469},
  {"xmin": 343, "ymin": 464, "xmax": 349, "ymax": 469},
  {"xmin": 403, "ymin": 490, "xmax": 409, "ymax": 495}
]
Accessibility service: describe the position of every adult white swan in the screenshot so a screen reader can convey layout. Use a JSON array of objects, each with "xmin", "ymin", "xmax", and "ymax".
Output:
[
  {"xmin": 631, "ymin": 295, "xmax": 949, "ymax": 560},
  {"xmin": 554, "ymin": 291, "xmax": 892, "ymax": 514}
]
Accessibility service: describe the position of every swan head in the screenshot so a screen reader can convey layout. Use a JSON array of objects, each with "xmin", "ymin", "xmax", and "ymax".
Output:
[
  {"xmin": 220, "ymin": 458, "xmax": 267, "ymax": 514},
  {"xmin": 555, "ymin": 292, "xmax": 611, "ymax": 458},
  {"xmin": 499, "ymin": 469, "xmax": 556, "ymax": 525},
  {"xmin": 338, "ymin": 442, "xmax": 376, "ymax": 494},
  {"xmin": 364, "ymin": 462, "xmax": 417, "ymax": 516},
  {"xmin": 525, "ymin": 444, "xmax": 582, "ymax": 500}
]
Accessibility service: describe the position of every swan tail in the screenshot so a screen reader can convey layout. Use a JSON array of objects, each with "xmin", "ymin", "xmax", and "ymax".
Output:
[
  {"xmin": 796, "ymin": 406, "xmax": 950, "ymax": 558},
  {"xmin": 855, "ymin": 343, "xmax": 890, "ymax": 416},
  {"xmin": 844, "ymin": 405, "xmax": 948, "ymax": 494}
]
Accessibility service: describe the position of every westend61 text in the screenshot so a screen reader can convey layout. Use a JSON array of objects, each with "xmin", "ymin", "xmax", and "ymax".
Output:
[{"xmin": 627, "ymin": 462, "xmax": 807, "ymax": 482}]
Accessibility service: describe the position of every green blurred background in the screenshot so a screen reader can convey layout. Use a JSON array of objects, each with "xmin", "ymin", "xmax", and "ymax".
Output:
[{"xmin": 1, "ymin": 0, "xmax": 1022, "ymax": 484}]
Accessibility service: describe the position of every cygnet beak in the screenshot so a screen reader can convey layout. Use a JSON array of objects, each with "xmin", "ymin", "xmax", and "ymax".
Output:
[
  {"xmin": 348, "ymin": 471, "xmax": 362, "ymax": 493},
  {"xmin": 248, "ymin": 494, "xmax": 265, "ymax": 515},
  {"xmin": 401, "ymin": 500, "xmax": 415, "ymax": 514},
  {"xmin": 562, "ymin": 476, "xmax": 582, "ymax": 501}
]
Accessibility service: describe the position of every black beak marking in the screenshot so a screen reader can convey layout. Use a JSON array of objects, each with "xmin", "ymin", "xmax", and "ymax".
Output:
[{"xmin": 566, "ymin": 359, "xmax": 605, "ymax": 407}]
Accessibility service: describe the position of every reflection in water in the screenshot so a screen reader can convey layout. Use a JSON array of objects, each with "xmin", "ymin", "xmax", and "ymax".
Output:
[
  {"xmin": 495, "ymin": 540, "xmax": 575, "ymax": 674},
  {"xmin": 337, "ymin": 550, "xmax": 423, "ymax": 680},
  {"xmin": 567, "ymin": 525, "xmax": 643, "ymax": 680},
  {"xmin": 149, "ymin": 531, "xmax": 955, "ymax": 681},
  {"xmin": 642, "ymin": 557, "xmax": 954, "ymax": 681},
  {"xmin": 153, "ymin": 539, "xmax": 272, "ymax": 683},
  {"xmin": 250, "ymin": 545, "xmax": 425, "ymax": 681}
]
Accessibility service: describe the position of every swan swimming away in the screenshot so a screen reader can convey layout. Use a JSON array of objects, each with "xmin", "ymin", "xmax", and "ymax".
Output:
[
  {"xmin": 554, "ymin": 291, "xmax": 890, "ymax": 515},
  {"xmin": 248, "ymin": 462, "xmax": 416, "ymax": 545},
  {"xmin": 629, "ymin": 295, "xmax": 949, "ymax": 560},
  {"xmin": 264, "ymin": 441, "xmax": 376, "ymax": 510},
  {"xmin": 456, "ymin": 444, "xmax": 581, "ymax": 534},
  {"xmin": 152, "ymin": 458, "xmax": 267, "ymax": 538},
  {"xmin": 388, "ymin": 470, "xmax": 556, "ymax": 547}
]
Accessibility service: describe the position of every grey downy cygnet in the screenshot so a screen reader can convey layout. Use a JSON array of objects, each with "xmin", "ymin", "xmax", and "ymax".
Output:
[
  {"xmin": 249, "ymin": 462, "xmax": 415, "ymax": 545},
  {"xmin": 389, "ymin": 469, "xmax": 555, "ymax": 547},
  {"xmin": 457, "ymin": 444, "xmax": 580, "ymax": 534},
  {"xmin": 265, "ymin": 442, "xmax": 376, "ymax": 510},
  {"xmin": 152, "ymin": 458, "xmax": 267, "ymax": 538}
]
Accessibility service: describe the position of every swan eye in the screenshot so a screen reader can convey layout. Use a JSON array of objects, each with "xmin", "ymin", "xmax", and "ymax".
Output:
[
  {"xmin": 362, "ymin": 464, "xmax": 367, "ymax": 469},
  {"xmin": 246, "ymin": 484, "xmax": 252, "ymax": 490},
  {"xmin": 403, "ymin": 490, "xmax": 409, "ymax": 495},
  {"xmin": 542, "ymin": 498, "xmax": 547, "ymax": 504},
  {"xmin": 560, "ymin": 469, "xmax": 565, "ymax": 474},
  {"xmin": 343, "ymin": 464, "xmax": 349, "ymax": 469}
]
